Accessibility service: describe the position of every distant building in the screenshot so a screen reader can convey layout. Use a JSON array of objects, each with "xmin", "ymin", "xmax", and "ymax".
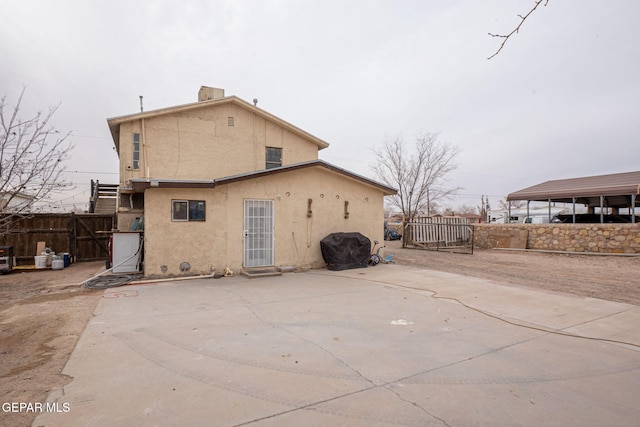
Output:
[
  {"xmin": 457, "ymin": 213, "xmax": 483, "ymax": 224},
  {"xmin": 387, "ymin": 213, "xmax": 404, "ymax": 223},
  {"xmin": 488, "ymin": 206, "xmax": 571, "ymax": 224},
  {"xmin": 0, "ymin": 192, "xmax": 35, "ymax": 212}
]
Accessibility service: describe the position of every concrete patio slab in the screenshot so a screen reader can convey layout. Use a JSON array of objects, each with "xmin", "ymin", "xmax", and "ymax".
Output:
[{"xmin": 34, "ymin": 264, "xmax": 640, "ymax": 426}]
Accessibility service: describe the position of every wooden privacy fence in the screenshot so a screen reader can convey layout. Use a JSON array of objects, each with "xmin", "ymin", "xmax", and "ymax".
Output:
[
  {"xmin": 404, "ymin": 216, "xmax": 474, "ymax": 253},
  {"xmin": 0, "ymin": 213, "xmax": 115, "ymax": 264}
]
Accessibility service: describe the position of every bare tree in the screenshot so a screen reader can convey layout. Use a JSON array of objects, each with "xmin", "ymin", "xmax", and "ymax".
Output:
[
  {"xmin": 372, "ymin": 133, "xmax": 461, "ymax": 222},
  {"xmin": 455, "ymin": 204, "xmax": 477, "ymax": 215},
  {"xmin": 441, "ymin": 206, "xmax": 455, "ymax": 216},
  {"xmin": 488, "ymin": 0, "xmax": 549, "ymax": 59},
  {"xmin": 1, "ymin": 89, "xmax": 73, "ymax": 232},
  {"xmin": 497, "ymin": 198, "xmax": 526, "ymax": 210}
]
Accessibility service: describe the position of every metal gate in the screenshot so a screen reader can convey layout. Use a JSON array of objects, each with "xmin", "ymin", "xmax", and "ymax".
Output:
[
  {"xmin": 243, "ymin": 199, "xmax": 274, "ymax": 267},
  {"xmin": 0, "ymin": 213, "xmax": 115, "ymax": 263},
  {"xmin": 404, "ymin": 216, "xmax": 474, "ymax": 254}
]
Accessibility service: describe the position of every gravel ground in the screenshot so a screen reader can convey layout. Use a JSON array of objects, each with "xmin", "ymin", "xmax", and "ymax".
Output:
[{"xmin": 385, "ymin": 240, "xmax": 640, "ymax": 306}]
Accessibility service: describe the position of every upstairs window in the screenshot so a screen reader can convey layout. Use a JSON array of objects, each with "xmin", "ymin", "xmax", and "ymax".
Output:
[
  {"xmin": 265, "ymin": 147, "xmax": 282, "ymax": 169},
  {"xmin": 132, "ymin": 133, "xmax": 140, "ymax": 169},
  {"xmin": 172, "ymin": 200, "xmax": 206, "ymax": 222}
]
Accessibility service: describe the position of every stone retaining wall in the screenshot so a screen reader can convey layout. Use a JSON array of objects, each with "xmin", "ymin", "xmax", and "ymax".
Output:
[{"xmin": 474, "ymin": 223, "xmax": 640, "ymax": 254}]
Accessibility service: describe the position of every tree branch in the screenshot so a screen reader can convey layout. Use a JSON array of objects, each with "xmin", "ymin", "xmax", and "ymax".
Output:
[
  {"xmin": 372, "ymin": 133, "xmax": 460, "ymax": 220},
  {"xmin": 1, "ymin": 89, "xmax": 73, "ymax": 227},
  {"xmin": 487, "ymin": 0, "xmax": 549, "ymax": 60}
]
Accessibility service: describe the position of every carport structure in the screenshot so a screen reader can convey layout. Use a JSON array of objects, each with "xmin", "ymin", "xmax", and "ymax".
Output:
[{"xmin": 506, "ymin": 171, "xmax": 640, "ymax": 223}]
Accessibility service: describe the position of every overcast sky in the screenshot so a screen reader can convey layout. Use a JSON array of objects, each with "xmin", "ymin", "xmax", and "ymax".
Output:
[{"xmin": 2, "ymin": 0, "xmax": 639, "ymax": 212}]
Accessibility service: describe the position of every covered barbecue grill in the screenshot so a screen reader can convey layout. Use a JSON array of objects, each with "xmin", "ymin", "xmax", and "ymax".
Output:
[{"xmin": 320, "ymin": 232, "xmax": 371, "ymax": 271}]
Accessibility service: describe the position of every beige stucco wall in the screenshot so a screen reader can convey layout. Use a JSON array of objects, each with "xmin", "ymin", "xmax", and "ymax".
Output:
[
  {"xmin": 118, "ymin": 104, "xmax": 319, "ymax": 186},
  {"xmin": 142, "ymin": 167, "xmax": 385, "ymax": 277}
]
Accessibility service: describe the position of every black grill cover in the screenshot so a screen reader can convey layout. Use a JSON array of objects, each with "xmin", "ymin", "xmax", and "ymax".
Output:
[{"xmin": 320, "ymin": 232, "xmax": 371, "ymax": 271}]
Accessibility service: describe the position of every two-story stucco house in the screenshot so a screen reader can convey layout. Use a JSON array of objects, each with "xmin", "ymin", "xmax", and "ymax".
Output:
[{"xmin": 107, "ymin": 86, "xmax": 395, "ymax": 277}]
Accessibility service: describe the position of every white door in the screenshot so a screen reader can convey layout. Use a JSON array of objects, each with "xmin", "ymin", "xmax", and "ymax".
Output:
[{"xmin": 243, "ymin": 199, "xmax": 274, "ymax": 267}]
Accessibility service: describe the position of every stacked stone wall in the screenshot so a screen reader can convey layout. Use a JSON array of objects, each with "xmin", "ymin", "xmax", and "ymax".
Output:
[{"xmin": 474, "ymin": 223, "xmax": 640, "ymax": 254}]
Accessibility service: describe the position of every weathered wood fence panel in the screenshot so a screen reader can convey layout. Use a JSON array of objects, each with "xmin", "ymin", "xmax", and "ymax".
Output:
[
  {"xmin": 0, "ymin": 213, "xmax": 115, "ymax": 263},
  {"xmin": 404, "ymin": 216, "xmax": 473, "ymax": 253}
]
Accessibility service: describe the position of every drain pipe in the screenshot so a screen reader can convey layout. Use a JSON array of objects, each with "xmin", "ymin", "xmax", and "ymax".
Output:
[{"xmin": 128, "ymin": 272, "xmax": 216, "ymax": 285}]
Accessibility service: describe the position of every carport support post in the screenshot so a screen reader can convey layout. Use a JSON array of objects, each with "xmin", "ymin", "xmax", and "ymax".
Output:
[
  {"xmin": 572, "ymin": 197, "xmax": 576, "ymax": 223},
  {"xmin": 526, "ymin": 201, "xmax": 530, "ymax": 221},
  {"xmin": 548, "ymin": 199, "xmax": 551, "ymax": 222},
  {"xmin": 600, "ymin": 195, "xmax": 604, "ymax": 223},
  {"xmin": 508, "ymin": 201, "xmax": 512, "ymax": 224},
  {"xmin": 632, "ymin": 194, "xmax": 636, "ymax": 223}
]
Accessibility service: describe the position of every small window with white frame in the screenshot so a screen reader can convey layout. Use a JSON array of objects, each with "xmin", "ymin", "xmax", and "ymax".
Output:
[
  {"xmin": 132, "ymin": 133, "xmax": 140, "ymax": 169},
  {"xmin": 172, "ymin": 200, "xmax": 206, "ymax": 221}
]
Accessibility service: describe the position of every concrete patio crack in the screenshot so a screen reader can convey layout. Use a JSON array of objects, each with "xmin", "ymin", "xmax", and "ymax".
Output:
[
  {"xmin": 383, "ymin": 384, "xmax": 452, "ymax": 427},
  {"xmin": 242, "ymin": 304, "xmax": 376, "ymax": 386}
]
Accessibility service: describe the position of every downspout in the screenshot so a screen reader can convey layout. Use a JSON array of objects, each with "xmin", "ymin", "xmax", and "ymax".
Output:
[{"xmin": 141, "ymin": 117, "xmax": 149, "ymax": 179}]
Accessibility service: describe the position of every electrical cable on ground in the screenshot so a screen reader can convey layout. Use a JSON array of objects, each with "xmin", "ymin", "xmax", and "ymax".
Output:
[
  {"xmin": 310, "ymin": 271, "xmax": 640, "ymax": 350},
  {"xmin": 83, "ymin": 274, "xmax": 142, "ymax": 289},
  {"xmin": 398, "ymin": 282, "xmax": 640, "ymax": 350},
  {"xmin": 81, "ymin": 235, "xmax": 143, "ymax": 289}
]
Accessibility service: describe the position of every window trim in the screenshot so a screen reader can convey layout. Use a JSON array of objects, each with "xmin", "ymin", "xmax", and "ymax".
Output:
[
  {"xmin": 172, "ymin": 199, "xmax": 206, "ymax": 222},
  {"xmin": 132, "ymin": 133, "xmax": 140, "ymax": 170},
  {"xmin": 265, "ymin": 147, "xmax": 282, "ymax": 169}
]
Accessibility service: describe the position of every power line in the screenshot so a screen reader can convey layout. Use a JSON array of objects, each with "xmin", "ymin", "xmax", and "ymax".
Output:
[
  {"xmin": 65, "ymin": 170, "xmax": 118, "ymax": 175},
  {"xmin": 70, "ymin": 133, "xmax": 111, "ymax": 139},
  {"xmin": 55, "ymin": 189, "xmax": 90, "ymax": 203}
]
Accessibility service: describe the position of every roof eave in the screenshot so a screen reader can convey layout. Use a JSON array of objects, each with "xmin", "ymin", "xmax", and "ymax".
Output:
[
  {"xmin": 215, "ymin": 160, "xmax": 397, "ymax": 195},
  {"xmin": 507, "ymin": 187, "xmax": 640, "ymax": 201},
  {"xmin": 130, "ymin": 179, "xmax": 216, "ymax": 193},
  {"xmin": 506, "ymin": 171, "xmax": 640, "ymax": 202},
  {"xmin": 129, "ymin": 160, "xmax": 397, "ymax": 196}
]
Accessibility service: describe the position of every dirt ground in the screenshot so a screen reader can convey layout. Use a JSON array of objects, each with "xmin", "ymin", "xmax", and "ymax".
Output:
[
  {"xmin": 0, "ymin": 262, "xmax": 104, "ymax": 427},
  {"xmin": 1, "ymin": 248, "xmax": 639, "ymax": 426},
  {"xmin": 385, "ymin": 241, "xmax": 640, "ymax": 306}
]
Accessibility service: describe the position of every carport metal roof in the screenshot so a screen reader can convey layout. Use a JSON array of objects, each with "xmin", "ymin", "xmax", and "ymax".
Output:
[{"xmin": 506, "ymin": 171, "xmax": 640, "ymax": 208}]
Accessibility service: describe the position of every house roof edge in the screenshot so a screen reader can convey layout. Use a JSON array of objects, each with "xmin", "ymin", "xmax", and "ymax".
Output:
[
  {"xmin": 107, "ymin": 95, "xmax": 330, "ymax": 153},
  {"xmin": 129, "ymin": 160, "xmax": 397, "ymax": 195}
]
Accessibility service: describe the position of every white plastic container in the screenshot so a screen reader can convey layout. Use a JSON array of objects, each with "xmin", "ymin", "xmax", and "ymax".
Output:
[
  {"xmin": 52, "ymin": 258, "xmax": 64, "ymax": 270},
  {"xmin": 34, "ymin": 255, "xmax": 48, "ymax": 269}
]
